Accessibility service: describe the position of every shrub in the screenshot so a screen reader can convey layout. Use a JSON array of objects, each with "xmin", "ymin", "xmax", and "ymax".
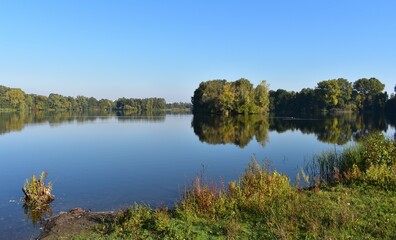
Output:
[
  {"xmin": 179, "ymin": 175, "xmax": 226, "ymax": 219},
  {"xmin": 361, "ymin": 133, "xmax": 396, "ymax": 167},
  {"xmin": 364, "ymin": 165, "xmax": 396, "ymax": 190}
]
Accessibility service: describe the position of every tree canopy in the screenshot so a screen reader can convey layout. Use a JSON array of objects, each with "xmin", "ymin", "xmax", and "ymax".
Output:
[
  {"xmin": 0, "ymin": 85, "xmax": 189, "ymax": 113},
  {"xmin": 192, "ymin": 78, "xmax": 270, "ymax": 115},
  {"xmin": 269, "ymin": 77, "xmax": 389, "ymax": 114}
]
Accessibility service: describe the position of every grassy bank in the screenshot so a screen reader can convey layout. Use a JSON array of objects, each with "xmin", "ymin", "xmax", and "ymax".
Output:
[{"xmin": 66, "ymin": 133, "xmax": 396, "ymax": 239}]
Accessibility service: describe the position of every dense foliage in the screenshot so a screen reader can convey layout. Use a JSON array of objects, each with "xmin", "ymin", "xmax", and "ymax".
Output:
[
  {"xmin": 0, "ymin": 85, "xmax": 191, "ymax": 113},
  {"xmin": 69, "ymin": 133, "xmax": 396, "ymax": 239},
  {"xmin": 115, "ymin": 98, "xmax": 166, "ymax": 113},
  {"xmin": 192, "ymin": 77, "xmax": 394, "ymax": 115},
  {"xmin": 270, "ymin": 77, "xmax": 392, "ymax": 114},
  {"xmin": 191, "ymin": 78, "xmax": 270, "ymax": 114},
  {"xmin": 386, "ymin": 85, "xmax": 396, "ymax": 113},
  {"xmin": 0, "ymin": 85, "xmax": 114, "ymax": 112}
]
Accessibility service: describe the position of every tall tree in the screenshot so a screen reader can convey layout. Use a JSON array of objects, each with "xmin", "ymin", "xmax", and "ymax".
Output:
[
  {"xmin": 353, "ymin": 78, "xmax": 385, "ymax": 111},
  {"xmin": 76, "ymin": 96, "xmax": 89, "ymax": 111},
  {"xmin": 254, "ymin": 80, "xmax": 270, "ymax": 113},
  {"xmin": 316, "ymin": 80, "xmax": 341, "ymax": 110},
  {"xmin": 47, "ymin": 93, "xmax": 69, "ymax": 111},
  {"xmin": 3, "ymin": 88, "xmax": 26, "ymax": 110},
  {"xmin": 218, "ymin": 82, "xmax": 235, "ymax": 114},
  {"xmin": 336, "ymin": 78, "xmax": 352, "ymax": 109},
  {"xmin": 232, "ymin": 78, "xmax": 254, "ymax": 114},
  {"xmin": 87, "ymin": 97, "xmax": 98, "ymax": 110},
  {"xmin": 192, "ymin": 80, "xmax": 227, "ymax": 114}
]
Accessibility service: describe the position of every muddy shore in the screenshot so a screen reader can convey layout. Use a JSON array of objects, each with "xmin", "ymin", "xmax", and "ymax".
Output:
[{"xmin": 37, "ymin": 208, "xmax": 116, "ymax": 239}]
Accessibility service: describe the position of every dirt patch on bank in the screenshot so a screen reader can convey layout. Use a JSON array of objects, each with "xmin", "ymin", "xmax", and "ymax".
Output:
[{"xmin": 37, "ymin": 208, "xmax": 116, "ymax": 239}]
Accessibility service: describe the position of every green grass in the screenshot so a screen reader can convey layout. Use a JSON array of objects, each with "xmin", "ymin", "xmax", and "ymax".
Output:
[{"xmin": 69, "ymin": 133, "xmax": 396, "ymax": 239}]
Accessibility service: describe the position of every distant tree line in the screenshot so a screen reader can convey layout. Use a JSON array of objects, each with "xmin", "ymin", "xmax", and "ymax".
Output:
[
  {"xmin": 192, "ymin": 78, "xmax": 270, "ymax": 114},
  {"xmin": 0, "ymin": 85, "xmax": 191, "ymax": 113},
  {"xmin": 192, "ymin": 77, "xmax": 395, "ymax": 115},
  {"xmin": 115, "ymin": 98, "xmax": 166, "ymax": 113}
]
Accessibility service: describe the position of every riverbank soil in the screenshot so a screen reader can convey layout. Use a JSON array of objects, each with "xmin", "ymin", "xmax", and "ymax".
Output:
[{"xmin": 38, "ymin": 208, "xmax": 116, "ymax": 240}]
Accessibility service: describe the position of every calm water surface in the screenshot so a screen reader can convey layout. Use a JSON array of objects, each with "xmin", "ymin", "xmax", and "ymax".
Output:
[{"xmin": 0, "ymin": 112, "xmax": 394, "ymax": 239}]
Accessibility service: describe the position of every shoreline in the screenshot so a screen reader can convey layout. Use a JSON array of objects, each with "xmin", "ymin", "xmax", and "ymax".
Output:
[{"xmin": 38, "ymin": 208, "xmax": 116, "ymax": 239}]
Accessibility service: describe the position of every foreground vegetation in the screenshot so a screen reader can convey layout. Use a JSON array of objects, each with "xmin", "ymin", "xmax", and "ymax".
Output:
[{"xmin": 61, "ymin": 133, "xmax": 396, "ymax": 239}]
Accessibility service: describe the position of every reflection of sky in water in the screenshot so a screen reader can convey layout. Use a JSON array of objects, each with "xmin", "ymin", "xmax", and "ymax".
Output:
[{"xmin": 0, "ymin": 114, "xmax": 394, "ymax": 239}]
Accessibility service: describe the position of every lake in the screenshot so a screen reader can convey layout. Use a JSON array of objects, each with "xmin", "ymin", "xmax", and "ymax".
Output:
[{"xmin": 0, "ymin": 112, "xmax": 395, "ymax": 239}]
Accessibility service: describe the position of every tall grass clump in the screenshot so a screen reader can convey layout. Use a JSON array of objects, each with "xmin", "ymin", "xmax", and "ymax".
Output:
[
  {"xmin": 22, "ymin": 172, "xmax": 54, "ymax": 208},
  {"xmin": 178, "ymin": 158, "xmax": 293, "ymax": 220},
  {"xmin": 22, "ymin": 172, "xmax": 55, "ymax": 226},
  {"xmin": 178, "ymin": 173, "xmax": 227, "ymax": 220},
  {"xmin": 234, "ymin": 159, "xmax": 292, "ymax": 212},
  {"xmin": 308, "ymin": 132, "xmax": 396, "ymax": 190}
]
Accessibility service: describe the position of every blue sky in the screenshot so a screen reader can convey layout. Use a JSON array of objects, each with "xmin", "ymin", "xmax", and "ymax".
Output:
[{"xmin": 0, "ymin": 1, "xmax": 395, "ymax": 102}]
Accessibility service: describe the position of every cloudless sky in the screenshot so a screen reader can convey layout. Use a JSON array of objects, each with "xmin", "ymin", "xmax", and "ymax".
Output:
[{"xmin": 0, "ymin": 1, "xmax": 395, "ymax": 102}]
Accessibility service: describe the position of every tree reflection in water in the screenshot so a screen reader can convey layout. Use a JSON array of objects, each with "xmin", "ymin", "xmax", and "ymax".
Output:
[
  {"xmin": 192, "ymin": 113, "xmax": 394, "ymax": 147},
  {"xmin": 192, "ymin": 114, "xmax": 269, "ymax": 148},
  {"xmin": 0, "ymin": 112, "xmax": 395, "ymax": 146},
  {"xmin": 0, "ymin": 111, "xmax": 165, "ymax": 136}
]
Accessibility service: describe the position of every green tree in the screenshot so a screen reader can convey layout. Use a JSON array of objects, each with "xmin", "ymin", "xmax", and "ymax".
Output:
[
  {"xmin": 353, "ymin": 78, "xmax": 385, "ymax": 111},
  {"xmin": 25, "ymin": 95, "xmax": 33, "ymax": 111},
  {"xmin": 218, "ymin": 82, "xmax": 235, "ymax": 114},
  {"xmin": 67, "ymin": 97, "xmax": 79, "ymax": 111},
  {"xmin": 32, "ymin": 95, "xmax": 48, "ymax": 111},
  {"xmin": 192, "ymin": 79, "xmax": 268, "ymax": 114},
  {"xmin": 269, "ymin": 89, "xmax": 296, "ymax": 114},
  {"xmin": 76, "ymin": 96, "xmax": 89, "ymax": 111},
  {"xmin": 192, "ymin": 80, "xmax": 227, "ymax": 114},
  {"xmin": 336, "ymin": 78, "xmax": 352, "ymax": 109},
  {"xmin": 47, "ymin": 93, "xmax": 69, "ymax": 111},
  {"xmin": 316, "ymin": 80, "xmax": 341, "ymax": 110},
  {"xmin": 98, "ymin": 99, "xmax": 114, "ymax": 111},
  {"xmin": 353, "ymin": 78, "xmax": 385, "ymax": 95},
  {"xmin": 254, "ymin": 80, "xmax": 270, "ymax": 113},
  {"xmin": 295, "ymin": 88, "xmax": 318, "ymax": 113},
  {"xmin": 3, "ymin": 88, "xmax": 26, "ymax": 110},
  {"xmin": 87, "ymin": 97, "xmax": 98, "ymax": 110},
  {"xmin": 232, "ymin": 78, "xmax": 254, "ymax": 114}
]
